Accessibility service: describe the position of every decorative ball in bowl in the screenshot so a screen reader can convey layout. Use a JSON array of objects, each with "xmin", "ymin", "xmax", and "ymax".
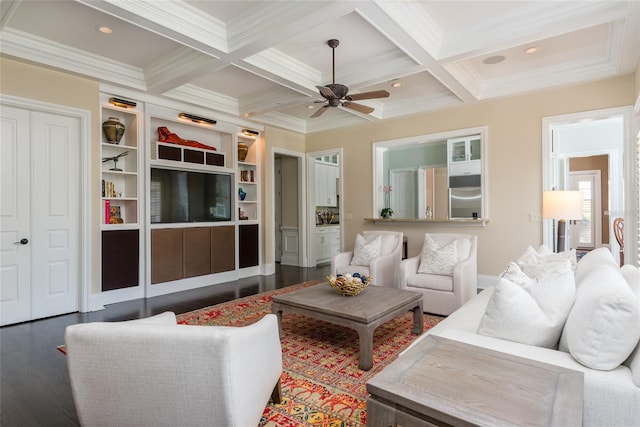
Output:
[{"xmin": 326, "ymin": 273, "xmax": 372, "ymax": 296}]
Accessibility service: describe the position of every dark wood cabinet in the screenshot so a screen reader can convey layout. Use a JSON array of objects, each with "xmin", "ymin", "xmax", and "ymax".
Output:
[
  {"xmin": 239, "ymin": 224, "xmax": 259, "ymax": 268},
  {"xmin": 150, "ymin": 228, "xmax": 183, "ymax": 284},
  {"xmin": 183, "ymin": 227, "xmax": 211, "ymax": 278},
  {"xmin": 151, "ymin": 225, "xmax": 236, "ymax": 284},
  {"xmin": 102, "ymin": 229, "xmax": 139, "ymax": 291},
  {"xmin": 211, "ymin": 226, "xmax": 235, "ymax": 273}
]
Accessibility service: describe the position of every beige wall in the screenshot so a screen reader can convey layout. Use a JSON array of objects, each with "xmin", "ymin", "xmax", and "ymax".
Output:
[
  {"xmin": 0, "ymin": 57, "xmax": 102, "ymax": 292},
  {"xmin": 305, "ymin": 74, "xmax": 635, "ymax": 276}
]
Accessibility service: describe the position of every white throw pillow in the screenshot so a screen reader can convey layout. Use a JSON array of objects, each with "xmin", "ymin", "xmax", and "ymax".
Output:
[
  {"xmin": 350, "ymin": 234, "xmax": 381, "ymax": 267},
  {"xmin": 562, "ymin": 264, "xmax": 640, "ymax": 370},
  {"xmin": 516, "ymin": 246, "xmax": 575, "ymax": 279},
  {"xmin": 477, "ymin": 270, "xmax": 576, "ymax": 348},
  {"xmin": 621, "ymin": 264, "xmax": 640, "ymax": 299},
  {"xmin": 418, "ymin": 236, "xmax": 457, "ymax": 276},
  {"xmin": 501, "ymin": 262, "xmax": 533, "ymax": 287},
  {"xmin": 574, "ymin": 247, "xmax": 618, "ymax": 286}
]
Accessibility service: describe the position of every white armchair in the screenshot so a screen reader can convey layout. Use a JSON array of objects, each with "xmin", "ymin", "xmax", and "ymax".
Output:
[
  {"xmin": 65, "ymin": 312, "xmax": 282, "ymax": 427},
  {"xmin": 331, "ymin": 230, "xmax": 403, "ymax": 287},
  {"xmin": 400, "ymin": 233, "xmax": 477, "ymax": 315}
]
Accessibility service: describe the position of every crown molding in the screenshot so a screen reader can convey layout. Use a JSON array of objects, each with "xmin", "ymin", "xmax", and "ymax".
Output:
[
  {"xmin": 243, "ymin": 48, "xmax": 321, "ymax": 93},
  {"xmin": 479, "ymin": 57, "xmax": 618, "ymax": 99},
  {"xmin": 0, "ymin": 28, "xmax": 146, "ymax": 90},
  {"xmin": 372, "ymin": 0, "xmax": 443, "ymax": 59},
  {"xmin": 250, "ymin": 111, "xmax": 308, "ymax": 134},
  {"xmin": 238, "ymin": 88, "xmax": 309, "ymax": 117},
  {"xmin": 380, "ymin": 93, "xmax": 463, "ymax": 119},
  {"xmin": 144, "ymin": 47, "xmax": 223, "ymax": 94},
  {"xmin": 227, "ymin": 1, "xmax": 353, "ymax": 55},
  {"xmin": 163, "ymin": 84, "xmax": 239, "ymax": 116},
  {"xmin": 442, "ymin": 61, "xmax": 484, "ymax": 100}
]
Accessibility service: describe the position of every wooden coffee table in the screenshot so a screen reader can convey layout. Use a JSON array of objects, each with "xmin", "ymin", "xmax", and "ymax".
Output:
[
  {"xmin": 271, "ymin": 284, "xmax": 423, "ymax": 370},
  {"xmin": 366, "ymin": 335, "xmax": 584, "ymax": 426}
]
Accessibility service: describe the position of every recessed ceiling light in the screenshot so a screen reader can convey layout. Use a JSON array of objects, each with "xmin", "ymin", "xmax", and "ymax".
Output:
[
  {"xmin": 525, "ymin": 47, "xmax": 538, "ymax": 54},
  {"xmin": 391, "ymin": 81, "xmax": 403, "ymax": 88},
  {"xmin": 307, "ymin": 105, "xmax": 315, "ymax": 109},
  {"xmin": 97, "ymin": 26, "xmax": 112, "ymax": 34},
  {"xmin": 483, "ymin": 55, "xmax": 505, "ymax": 65}
]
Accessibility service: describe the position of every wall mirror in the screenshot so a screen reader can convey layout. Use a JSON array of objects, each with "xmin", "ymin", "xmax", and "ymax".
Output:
[{"xmin": 372, "ymin": 127, "xmax": 488, "ymax": 222}]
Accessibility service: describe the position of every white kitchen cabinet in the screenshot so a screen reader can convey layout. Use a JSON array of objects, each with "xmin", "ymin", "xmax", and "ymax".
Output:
[
  {"xmin": 315, "ymin": 225, "xmax": 340, "ymax": 263},
  {"xmin": 447, "ymin": 135, "xmax": 481, "ymax": 176},
  {"xmin": 315, "ymin": 162, "xmax": 338, "ymax": 207}
]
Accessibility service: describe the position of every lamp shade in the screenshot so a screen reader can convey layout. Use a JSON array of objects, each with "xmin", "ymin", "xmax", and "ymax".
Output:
[{"xmin": 542, "ymin": 190, "xmax": 583, "ymax": 220}]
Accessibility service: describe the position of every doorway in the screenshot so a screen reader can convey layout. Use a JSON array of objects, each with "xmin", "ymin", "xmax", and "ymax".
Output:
[
  {"xmin": 307, "ymin": 149, "xmax": 343, "ymax": 267},
  {"xmin": 272, "ymin": 149, "xmax": 305, "ymax": 267},
  {"xmin": 542, "ymin": 107, "xmax": 632, "ymax": 261},
  {"xmin": 1, "ymin": 100, "xmax": 87, "ymax": 325},
  {"xmin": 569, "ymin": 170, "xmax": 602, "ymax": 250}
]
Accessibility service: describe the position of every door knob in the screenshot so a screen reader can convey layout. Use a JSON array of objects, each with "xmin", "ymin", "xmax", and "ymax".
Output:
[{"xmin": 15, "ymin": 238, "xmax": 29, "ymax": 245}]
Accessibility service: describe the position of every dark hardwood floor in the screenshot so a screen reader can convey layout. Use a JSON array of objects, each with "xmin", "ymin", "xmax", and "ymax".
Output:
[{"xmin": 0, "ymin": 264, "xmax": 331, "ymax": 427}]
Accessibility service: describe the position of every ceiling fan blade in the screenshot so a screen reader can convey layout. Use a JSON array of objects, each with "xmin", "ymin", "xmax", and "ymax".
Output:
[
  {"xmin": 316, "ymin": 85, "xmax": 336, "ymax": 99},
  {"xmin": 310, "ymin": 105, "xmax": 330, "ymax": 118},
  {"xmin": 346, "ymin": 90, "xmax": 390, "ymax": 101},
  {"xmin": 342, "ymin": 101, "xmax": 374, "ymax": 114}
]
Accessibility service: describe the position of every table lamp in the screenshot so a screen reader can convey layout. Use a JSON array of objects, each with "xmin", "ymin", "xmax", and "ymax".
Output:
[{"xmin": 542, "ymin": 190, "xmax": 583, "ymax": 252}]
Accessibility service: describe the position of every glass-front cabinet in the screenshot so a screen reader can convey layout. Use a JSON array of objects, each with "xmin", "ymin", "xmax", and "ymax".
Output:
[{"xmin": 447, "ymin": 135, "xmax": 481, "ymax": 176}]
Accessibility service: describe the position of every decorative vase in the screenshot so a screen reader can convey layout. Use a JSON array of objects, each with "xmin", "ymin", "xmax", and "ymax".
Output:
[
  {"xmin": 102, "ymin": 117, "xmax": 125, "ymax": 144},
  {"xmin": 238, "ymin": 143, "xmax": 248, "ymax": 162},
  {"xmin": 238, "ymin": 187, "xmax": 247, "ymax": 201}
]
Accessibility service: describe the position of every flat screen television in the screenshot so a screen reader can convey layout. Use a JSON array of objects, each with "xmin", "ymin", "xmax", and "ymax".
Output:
[{"xmin": 150, "ymin": 168, "xmax": 232, "ymax": 223}]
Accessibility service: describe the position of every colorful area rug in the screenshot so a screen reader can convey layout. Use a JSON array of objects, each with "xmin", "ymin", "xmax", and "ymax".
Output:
[{"xmin": 176, "ymin": 281, "xmax": 443, "ymax": 427}]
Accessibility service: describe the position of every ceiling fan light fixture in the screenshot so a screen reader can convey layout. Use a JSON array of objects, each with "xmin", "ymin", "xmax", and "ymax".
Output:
[{"xmin": 310, "ymin": 38, "xmax": 390, "ymax": 118}]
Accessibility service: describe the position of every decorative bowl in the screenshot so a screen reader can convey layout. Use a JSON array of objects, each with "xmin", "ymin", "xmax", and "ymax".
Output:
[{"xmin": 326, "ymin": 273, "xmax": 372, "ymax": 296}]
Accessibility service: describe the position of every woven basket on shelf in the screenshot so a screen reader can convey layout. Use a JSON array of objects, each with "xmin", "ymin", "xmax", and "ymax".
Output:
[{"xmin": 326, "ymin": 274, "xmax": 372, "ymax": 296}]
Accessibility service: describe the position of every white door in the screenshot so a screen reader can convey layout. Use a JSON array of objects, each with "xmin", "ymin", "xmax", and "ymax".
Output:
[
  {"xmin": 390, "ymin": 169, "xmax": 415, "ymax": 219},
  {"xmin": 0, "ymin": 106, "xmax": 80, "ymax": 325},
  {"xmin": 569, "ymin": 170, "xmax": 601, "ymax": 250}
]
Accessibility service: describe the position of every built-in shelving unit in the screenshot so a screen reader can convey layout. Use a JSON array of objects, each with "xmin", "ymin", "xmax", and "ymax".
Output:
[
  {"xmin": 96, "ymin": 95, "xmax": 264, "ymax": 302},
  {"xmin": 237, "ymin": 134, "xmax": 259, "ymax": 222},
  {"xmin": 99, "ymin": 94, "xmax": 144, "ymax": 294}
]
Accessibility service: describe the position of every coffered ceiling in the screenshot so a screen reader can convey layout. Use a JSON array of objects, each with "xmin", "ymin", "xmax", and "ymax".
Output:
[{"xmin": 1, "ymin": 1, "xmax": 638, "ymax": 133}]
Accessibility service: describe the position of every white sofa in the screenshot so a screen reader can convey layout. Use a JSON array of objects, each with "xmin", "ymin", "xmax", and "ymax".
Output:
[{"xmin": 405, "ymin": 248, "xmax": 640, "ymax": 426}]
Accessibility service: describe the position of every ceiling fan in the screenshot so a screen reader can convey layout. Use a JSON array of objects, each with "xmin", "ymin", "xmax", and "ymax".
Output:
[{"xmin": 311, "ymin": 39, "xmax": 389, "ymax": 118}]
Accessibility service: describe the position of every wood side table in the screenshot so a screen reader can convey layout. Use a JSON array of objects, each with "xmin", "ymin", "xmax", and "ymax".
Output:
[{"xmin": 366, "ymin": 335, "xmax": 583, "ymax": 427}]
